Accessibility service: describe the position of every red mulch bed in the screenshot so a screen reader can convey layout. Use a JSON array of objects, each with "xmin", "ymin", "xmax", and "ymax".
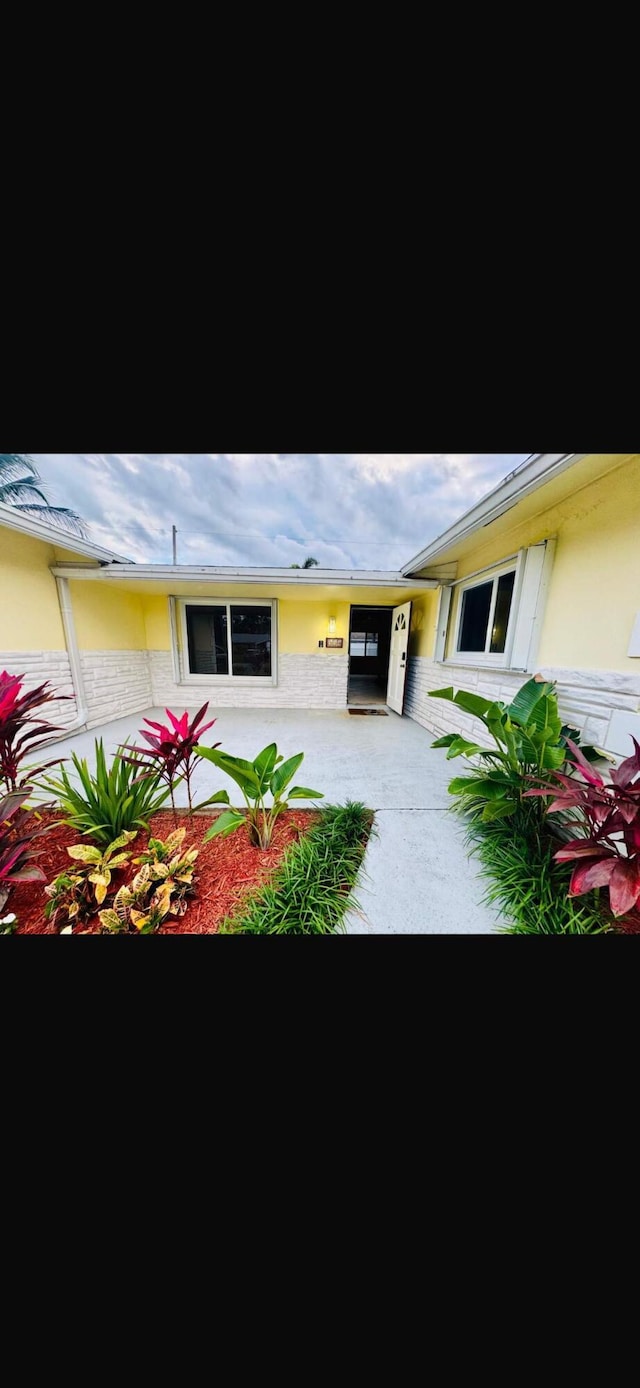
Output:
[{"xmin": 11, "ymin": 809, "xmax": 320, "ymax": 935}]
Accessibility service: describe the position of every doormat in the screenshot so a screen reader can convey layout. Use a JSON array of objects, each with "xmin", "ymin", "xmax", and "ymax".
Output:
[{"xmin": 348, "ymin": 708, "xmax": 389, "ymax": 716}]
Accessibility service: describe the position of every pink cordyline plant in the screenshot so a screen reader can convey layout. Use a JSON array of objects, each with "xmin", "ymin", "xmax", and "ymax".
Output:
[
  {"xmin": 526, "ymin": 736, "xmax": 640, "ymax": 926},
  {"xmin": 119, "ymin": 703, "xmax": 220, "ymax": 818},
  {"xmin": 0, "ymin": 669, "xmax": 68, "ymax": 792},
  {"xmin": 0, "ymin": 787, "xmax": 54, "ymax": 912}
]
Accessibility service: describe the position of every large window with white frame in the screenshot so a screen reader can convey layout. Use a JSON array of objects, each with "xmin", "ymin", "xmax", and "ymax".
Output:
[
  {"xmin": 449, "ymin": 559, "xmax": 520, "ymax": 665},
  {"xmin": 437, "ymin": 541, "xmax": 556, "ymax": 672},
  {"xmin": 177, "ymin": 599, "xmax": 276, "ymax": 682}
]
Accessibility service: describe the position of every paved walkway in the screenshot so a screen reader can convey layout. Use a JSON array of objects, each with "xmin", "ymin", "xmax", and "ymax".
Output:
[{"xmin": 47, "ymin": 707, "xmax": 500, "ymax": 934}]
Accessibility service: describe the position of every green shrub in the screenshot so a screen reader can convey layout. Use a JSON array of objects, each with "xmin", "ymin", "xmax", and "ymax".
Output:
[
  {"xmin": 37, "ymin": 739, "xmax": 171, "ymax": 847},
  {"xmin": 466, "ymin": 803, "xmax": 611, "ymax": 934},
  {"xmin": 221, "ymin": 800, "xmax": 374, "ymax": 934}
]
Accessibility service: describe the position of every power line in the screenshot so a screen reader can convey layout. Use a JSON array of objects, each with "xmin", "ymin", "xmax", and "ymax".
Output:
[
  {"xmin": 178, "ymin": 531, "xmax": 405, "ymax": 545},
  {"xmin": 110, "ymin": 525, "xmax": 405, "ymax": 545}
]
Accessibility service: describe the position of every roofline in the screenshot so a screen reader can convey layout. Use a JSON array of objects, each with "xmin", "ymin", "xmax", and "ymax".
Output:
[
  {"xmin": 401, "ymin": 452, "xmax": 585, "ymax": 575},
  {"xmin": 49, "ymin": 562, "xmax": 437, "ymax": 588},
  {"xmin": 0, "ymin": 501, "xmax": 132, "ymax": 564}
]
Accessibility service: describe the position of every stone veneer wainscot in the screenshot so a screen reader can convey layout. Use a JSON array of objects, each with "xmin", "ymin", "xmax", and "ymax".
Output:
[{"xmin": 405, "ymin": 655, "xmax": 640, "ymax": 751}]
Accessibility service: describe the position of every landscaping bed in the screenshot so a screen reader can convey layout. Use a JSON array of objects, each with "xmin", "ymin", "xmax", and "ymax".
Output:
[{"xmin": 11, "ymin": 809, "xmax": 320, "ymax": 934}]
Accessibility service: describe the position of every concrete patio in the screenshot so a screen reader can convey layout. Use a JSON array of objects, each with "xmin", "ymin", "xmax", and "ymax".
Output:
[{"xmin": 45, "ymin": 707, "xmax": 500, "ymax": 934}]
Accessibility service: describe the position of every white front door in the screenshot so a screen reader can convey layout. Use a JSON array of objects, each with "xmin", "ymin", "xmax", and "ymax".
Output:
[{"xmin": 387, "ymin": 601, "xmax": 412, "ymax": 715}]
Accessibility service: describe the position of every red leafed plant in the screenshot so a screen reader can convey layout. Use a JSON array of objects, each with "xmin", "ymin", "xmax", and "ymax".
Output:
[
  {"xmin": 119, "ymin": 703, "xmax": 221, "ymax": 817},
  {"xmin": 0, "ymin": 669, "xmax": 68, "ymax": 793},
  {"xmin": 0, "ymin": 788, "xmax": 53, "ymax": 912},
  {"xmin": 526, "ymin": 736, "xmax": 640, "ymax": 926}
]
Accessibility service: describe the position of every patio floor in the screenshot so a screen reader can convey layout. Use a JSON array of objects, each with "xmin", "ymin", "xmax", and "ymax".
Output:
[{"xmin": 46, "ymin": 707, "xmax": 500, "ymax": 934}]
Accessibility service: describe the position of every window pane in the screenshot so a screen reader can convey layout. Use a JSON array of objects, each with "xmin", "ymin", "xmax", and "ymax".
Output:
[
  {"xmin": 186, "ymin": 606, "xmax": 228, "ymax": 675},
  {"xmin": 490, "ymin": 571, "xmax": 515, "ymax": 653},
  {"xmin": 350, "ymin": 631, "xmax": 366, "ymax": 657},
  {"xmin": 366, "ymin": 633, "xmax": 379, "ymax": 657},
  {"xmin": 458, "ymin": 581, "xmax": 493, "ymax": 652},
  {"xmin": 231, "ymin": 606, "xmax": 272, "ymax": 677}
]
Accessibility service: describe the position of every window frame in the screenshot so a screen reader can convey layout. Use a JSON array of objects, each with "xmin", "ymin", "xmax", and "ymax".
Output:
[
  {"xmin": 176, "ymin": 597, "xmax": 278, "ymax": 685},
  {"xmin": 349, "ymin": 629, "xmax": 380, "ymax": 658},
  {"xmin": 448, "ymin": 556, "xmax": 523, "ymax": 668}
]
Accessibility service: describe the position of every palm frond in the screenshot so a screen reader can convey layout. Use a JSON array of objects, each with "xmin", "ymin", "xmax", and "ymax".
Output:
[
  {"xmin": 0, "ymin": 479, "xmax": 52, "ymax": 505},
  {"xmin": 0, "ymin": 453, "xmax": 88, "ymax": 537},
  {"xmin": 0, "ymin": 453, "xmax": 41, "ymax": 483},
  {"xmin": 11, "ymin": 503, "xmax": 88, "ymax": 538}
]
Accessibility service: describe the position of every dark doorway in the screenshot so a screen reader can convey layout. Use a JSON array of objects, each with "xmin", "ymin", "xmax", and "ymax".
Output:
[{"xmin": 347, "ymin": 606, "xmax": 394, "ymax": 706}]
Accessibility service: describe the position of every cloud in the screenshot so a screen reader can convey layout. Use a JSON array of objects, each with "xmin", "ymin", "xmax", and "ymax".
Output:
[{"xmin": 30, "ymin": 453, "xmax": 530, "ymax": 569}]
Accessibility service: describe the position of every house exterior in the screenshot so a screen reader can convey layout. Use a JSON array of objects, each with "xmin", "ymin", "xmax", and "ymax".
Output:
[
  {"xmin": 401, "ymin": 452, "xmax": 640, "ymax": 758},
  {"xmin": 1, "ymin": 451, "xmax": 638, "ymax": 757},
  {"xmin": 0, "ymin": 500, "xmax": 433, "ymax": 729}
]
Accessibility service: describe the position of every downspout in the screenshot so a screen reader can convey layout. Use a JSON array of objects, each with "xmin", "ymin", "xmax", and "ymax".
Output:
[{"xmin": 54, "ymin": 575, "xmax": 89, "ymax": 733}]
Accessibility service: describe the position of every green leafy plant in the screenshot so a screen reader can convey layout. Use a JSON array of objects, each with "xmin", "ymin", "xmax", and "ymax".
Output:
[
  {"xmin": 1, "ymin": 911, "xmax": 18, "ymax": 935},
  {"xmin": 466, "ymin": 802, "xmax": 611, "ymax": 935},
  {"xmin": 428, "ymin": 676, "xmax": 596, "ymax": 823},
  {"xmin": 196, "ymin": 742, "xmax": 323, "ymax": 849},
  {"xmin": 37, "ymin": 739, "xmax": 171, "ymax": 846},
  {"xmin": 44, "ymin": 830, "xmax": 137, "ymax": 930},
  {"xmin": 221, "ymin": 801, "xmax": 374, "ymax": 934}
]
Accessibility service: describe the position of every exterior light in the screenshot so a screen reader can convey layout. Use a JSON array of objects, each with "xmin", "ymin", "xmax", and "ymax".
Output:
[{"xmin": 328, "ymin": 617, "xmax": 337, "ymax": 635}]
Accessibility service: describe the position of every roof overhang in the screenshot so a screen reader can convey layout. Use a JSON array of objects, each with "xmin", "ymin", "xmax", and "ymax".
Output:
[
  {"xmin": 0, "ymin": 501, "xmax": 132, "ymax": 564},
  {"xmin": 49, "ymin": 563, "xmax": 437, "ymax": 589},
  {"xmin": 401, "ymin": 452, "xmax": 585, "ymax": 576}
]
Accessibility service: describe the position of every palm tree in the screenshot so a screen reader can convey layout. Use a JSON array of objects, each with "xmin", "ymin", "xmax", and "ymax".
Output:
[
  {"xmin": 0, "ymin": 454, "xmax": 87, "ymax": 537},
  {"xmin": 290, "ymin": 556, "xmax": 319, "ymax": 569}
]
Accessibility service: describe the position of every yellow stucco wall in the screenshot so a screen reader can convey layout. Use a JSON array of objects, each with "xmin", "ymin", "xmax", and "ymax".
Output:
[
  {"xmin": 141, "ymin": 591, "xmax": 411, "ymax": 655},
  {"xmin": 142, "ymin": 596, "xmax": 171, "ymax": 650},
  {"xmin": 0, "ymin": 531, "xmax": 66, "ymax": 650},
  {"xmin": 446, "ymin": 454, "xmax": 640, "ymax": 672},
  {"xmin": 279, "ymin": 599, "xmax": 351, "ymax": 653},
  {"xmin": 409, "ymin": 591, "xmax": 439, "ymax": 659},
  {"xmin": 70, "ymin": 582, "xmax": 147, "ymax": 651}
]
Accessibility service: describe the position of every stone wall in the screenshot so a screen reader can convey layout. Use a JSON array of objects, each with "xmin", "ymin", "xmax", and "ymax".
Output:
[
  {"xmin": 405, "ymin": 655, "xmax": 640, "ymax": 753},
  {"xmin": 79, "ymin": 651, "xmax": 153, "ymax": 728},
  {"xmin": 0, "ymin": 650, "xmax": 77, "ymax": 729},
  {"xmin": 148, "ymin": 650, "xmax": 349, "ymax": 710}
]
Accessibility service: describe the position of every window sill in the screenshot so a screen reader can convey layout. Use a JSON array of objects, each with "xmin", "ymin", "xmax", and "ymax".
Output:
[
  {"xmin": 438, "ymin": 657, "xmax": 528, "ymax": 674},
  {"xmin": 180, "ymin": 674, "xmax": 277, "ymax": 686}
]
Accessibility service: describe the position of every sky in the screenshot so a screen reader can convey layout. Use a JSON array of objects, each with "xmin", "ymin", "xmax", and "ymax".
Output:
[{"xmin": 31, "ymin": 454, "xmax": 532, "ymax": 569}]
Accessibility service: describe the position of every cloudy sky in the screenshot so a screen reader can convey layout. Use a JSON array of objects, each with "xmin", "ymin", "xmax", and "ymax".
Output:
[{"xmin": 31, "ymin": 453, "xmax": 532, "ymax": 568}]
